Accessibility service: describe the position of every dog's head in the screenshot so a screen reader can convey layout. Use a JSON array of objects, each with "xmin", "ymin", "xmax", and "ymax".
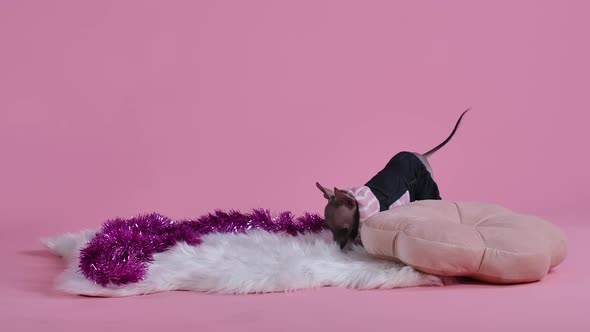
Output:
[{"xmin": 316, "ymin": 182, "xmax": 359, "ymax": 249}]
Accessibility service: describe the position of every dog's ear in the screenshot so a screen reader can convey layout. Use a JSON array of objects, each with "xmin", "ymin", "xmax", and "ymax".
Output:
[
  {"xmin": 334, "ymin": 188, "xmax": 356, "ymax": 209},
  {"xmin": 316, "ymin": 182, "xmax": 334, "ymax": 200}
]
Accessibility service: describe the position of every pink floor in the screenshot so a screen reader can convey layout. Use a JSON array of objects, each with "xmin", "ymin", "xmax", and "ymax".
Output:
[{"xmin": 3, "ymin": 217, "xmax": 588, "ymax": 332}]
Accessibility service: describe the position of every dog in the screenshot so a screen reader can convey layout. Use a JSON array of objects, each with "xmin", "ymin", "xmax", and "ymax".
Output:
[{"xmin": 316, "ymin": 108, "xmax": 470, "ymax": 249}]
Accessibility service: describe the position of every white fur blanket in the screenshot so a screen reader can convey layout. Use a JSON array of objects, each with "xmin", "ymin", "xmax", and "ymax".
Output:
[{"xmin": 43, "ymin": 229, "xmax": 447, "ymax": 296}]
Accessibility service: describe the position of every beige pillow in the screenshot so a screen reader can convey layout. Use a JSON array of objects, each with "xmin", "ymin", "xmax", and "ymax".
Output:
[{"xmin": 360, "ymin": 200, "xmax": 567, "ymax": 283}]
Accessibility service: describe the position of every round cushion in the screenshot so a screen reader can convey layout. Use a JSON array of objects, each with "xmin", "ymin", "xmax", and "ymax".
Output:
[{"xmin": 360, "ymin": 200, "xmax": 567, "ymax": 283}]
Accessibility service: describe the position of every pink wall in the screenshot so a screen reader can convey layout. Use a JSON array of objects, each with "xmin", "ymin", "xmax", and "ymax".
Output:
[{"xmin": 1, "ymin": 0, "xmax": 589, "ymax": 233}]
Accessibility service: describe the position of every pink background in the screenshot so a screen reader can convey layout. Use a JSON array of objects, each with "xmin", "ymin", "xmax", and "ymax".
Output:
[{"xmin": 1, "ymin": 1, "xmax": 589, "ymax": 331}]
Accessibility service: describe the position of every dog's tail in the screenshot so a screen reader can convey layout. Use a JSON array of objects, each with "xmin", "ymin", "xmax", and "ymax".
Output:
[{"xmin": 423, "ymin": 108, "xmax": 470, "ymax": 158}]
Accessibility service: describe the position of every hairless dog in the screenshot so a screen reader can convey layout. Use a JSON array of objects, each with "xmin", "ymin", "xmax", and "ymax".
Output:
[{"xmin": 317, "ymin": 108, "xmax": 470, "ymax": 249}]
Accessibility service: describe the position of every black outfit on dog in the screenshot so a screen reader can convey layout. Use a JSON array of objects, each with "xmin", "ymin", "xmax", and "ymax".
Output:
[{"xmin": 364, "ymin": 151, "xmax": 441, "ymax": 211}]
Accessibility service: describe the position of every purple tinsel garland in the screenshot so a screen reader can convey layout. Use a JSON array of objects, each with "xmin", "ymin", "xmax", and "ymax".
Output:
[{"xmin": 79, "ymin": 209, "xmax": 325, "ymax": 286}]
